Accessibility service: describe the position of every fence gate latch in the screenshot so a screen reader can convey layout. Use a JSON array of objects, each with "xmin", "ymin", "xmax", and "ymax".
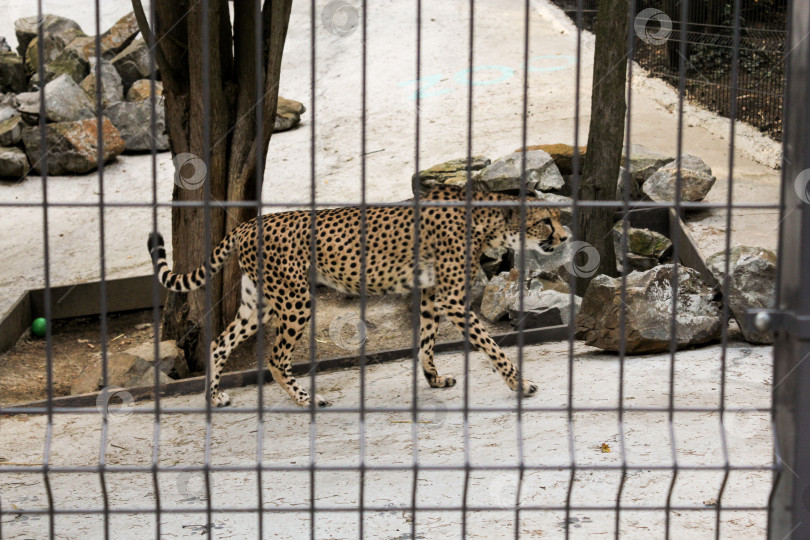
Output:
[{"xmin": 744, "ymin": 308, "xmax": 810, "ymax": 341}]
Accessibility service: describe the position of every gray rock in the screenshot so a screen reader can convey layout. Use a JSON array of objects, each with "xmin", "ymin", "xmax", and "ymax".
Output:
[
  {"xmin": 0, "ymin": 52, "xmax": 26, "ymax": 93},
  {"xmin": 480, "ymin": 269, "xmax": 523, "ymax": 322},
  {"xmin": 30, "ymin": 74, "xmax": 95, "ymax": 123},
  {"xmin": 98, "ymin": 12, "xmax": 141, "ymax": 59},
  {"xmin": 664, "ymin": 154, "xmax": 713, "ymax": 177},
  {"xmin": 0, "ymin": 37, "xmax": 11, "ymax": 54},
  {"xmin": 0, "ymin": 114, "xmax": 23, "ymax": 146},
  {"xmin": 30, "ymin": 45, "xmax": 89, "ymax": 86},
  {"xmin": 509, "ymin": 289, "xmax": 581, "ymax": 328},
  {"xmin": 70, "ymin": 340, "xmax": 185, "ymax": 395},
  {"xmin": 576, "ymin": 264, "xmax": 722, "ymax": 353},
  {"xmin": 123, "ymin": 340, "xmax": 189, "ymax": 379},
  {"xmin": 0, "ymin": 93, "xmax": 18, "ymax": 108},
  {"xmin": 613, "ymin": 223, "xmax": 672, "ymax": 272},
  {"xmin": 80, "ymin": 57, "xmax": 124, "ymax": 107},
  {"xmin": 707, "ymin": 246, "xmax": 776, "ymax": 344},
  {"xmin": 480, "ymin": 268, "xmax": 576, "ymax": 323},
  {"xmin": 0, "ymin": 105, "xmax": 18, "ymax": 123},
  {"xmin": 528, "ymin": 270, "xmax": 570, "ymax": 294},
  {"xmin": 643, "ymin": 167, "xmax": 716, "ymax": 202},
  {"xmin": 412, "ymin": 156, "xmax": 491, "ymax": 194},
  {"xmin": 126, "ymin": 79, "xmax": 163, "ymax": 102},
  {"xmin": 275, "ymin": 96, "xmax": 305, "ymax": 133},
  {"xmin": 21, "ymin": 117, "xmax": 126, "ymax": 175},
  {"xmin": 111, "ymin": 39, "xmax": 153, "ymax": 90},
  {"xmin": 481, "ymin": 246, "xmax": 508, "ymax": 278},
  {"xmin": 0, "ymin": 146, "xmax": 30, "ymax": 180},
  {"xmin": 104, "ymin": 100, "xmax": 169, "ymax": 152},
  {"xmin": 621, "ymin": 144, "xmax": 674, "ymax": 184},
  {"xmin": 477, "ymin": 149, "xmax": 564, "ymax": 192},
  {"xmin": 15, "ymin": 14, "xmax": 84, "ymax": 57}
]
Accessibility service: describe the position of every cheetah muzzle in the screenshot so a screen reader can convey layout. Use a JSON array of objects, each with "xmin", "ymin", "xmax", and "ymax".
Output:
[{"xmin": 148, "ymin": 186, "xmax": 568, "ymax": 407}]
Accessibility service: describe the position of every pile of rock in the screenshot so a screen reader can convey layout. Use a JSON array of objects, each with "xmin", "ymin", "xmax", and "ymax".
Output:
[
  {"xmin": 0, "ymin": 13, "xmax": 305, "ymax": 180},
  {"xmin": 414, "ymin": 146, "xmax": 774, "ymax": 350},
  {"xmin": 71, "ymin": 339, "xmax": 189, "ymax": 395}
]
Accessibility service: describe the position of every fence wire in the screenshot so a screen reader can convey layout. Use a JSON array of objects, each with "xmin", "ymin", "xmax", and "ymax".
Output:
[{"xmin": 0, "ymin": 0, "xmax": 795, "ymax": 538}]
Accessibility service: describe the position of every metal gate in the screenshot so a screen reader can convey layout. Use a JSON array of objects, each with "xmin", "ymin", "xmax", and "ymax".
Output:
[{"xmin": 0, "ymin": 0, "xmax": 806, "ymax": 538}]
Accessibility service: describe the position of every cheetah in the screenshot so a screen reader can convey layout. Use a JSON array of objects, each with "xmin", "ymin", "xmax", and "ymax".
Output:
[{"xmin": 147, "ymin": 185, "xmax": 568, "ymax": 407}]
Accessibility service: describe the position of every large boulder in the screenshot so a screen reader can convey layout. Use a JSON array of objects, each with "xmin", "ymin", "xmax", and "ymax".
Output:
[
  {"xmin": 0, "ymin": 146, "xmax": 30, "ymax": 180},
  {"xmin": 126, "ymin": 79, "xmax": 163, "ymax": 101},
  {"xmin": 21, "ymin": 117, "xmax": 125, "ymax": 175},
  {"xmin": 30, "ymin": 46, "xmax": 89, "ymax": 87},
  {"xmin": 516, "ymin": 144, "xmax": 586, "ymax": 176},
  {"xmin": 613, "ymin": 223, "xmax": 672, "ymax": 272},
  {"xmin": 0, "ymin": 114, "xmax": 23, "ymax": 146},
  {"xmin": 20, "ymin": 74, "xmax": 95, "ymax": 123},
  {"xmin": 707, "ymin": 246, "xmax": 776, "ymax": 344},
  {"xmin": 412, "ymin": 156, "xmax": 490, "ymax": 193},
  {"xmin": 80, "ymin": 57, "xmax": 124, "ymax": 107},
  {"xmin": 476, "ymin": 149, "xmax": 564, "ymax": 192},
  {"xmin": 275, "ymin": 96, "xmax": 306, "ymax": 132},
  {"xmin": 14, "ymin": 14, "xmax": 84, "ymax": 57},
  {"xmin": 111, "ymin": 39, "xmax": 154, "ymax": 90},
  {"xmin": 615, "ymin": 145, "xmax": 676, "ymax": 200},
  {"xmin": 481, "ymin": 268, "xmax": 577, "ymax": 323},
  {"xmin": 643, "ymin": 157, "xmax": 717, "ymax": 202},
  {"xmin": 123, "ymin": 340, "xmax": 189, "ymax": 379},
  {"xmin": 0, "ymin": 52, "xmax": 26, "ymax": 93},
  {"xmin": 104, "ymin": 100, "xmax": 169, "ymax": 152},
  {"xmin": 98, "ymin": 12, "xmax": 141, "ymax": 59},
  {"xmin": 509, "ymin": 289, "xmax": 581, "ymax": 328},
  {"xmin": 576, "ymin": 265, "xmax": 722, "ymax": 353},
  {"xmin": 70, "ymin": 340, "xmax": 186, "ymax": 395}
]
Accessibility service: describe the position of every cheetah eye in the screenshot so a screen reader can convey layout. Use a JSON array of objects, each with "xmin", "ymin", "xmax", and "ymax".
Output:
[{"xmin": 541, "ymin": 217, "xmax": 552, "ymax": 225}]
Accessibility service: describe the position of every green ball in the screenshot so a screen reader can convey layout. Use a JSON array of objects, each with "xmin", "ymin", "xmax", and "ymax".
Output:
[{"xmin": 31, "ymin": 317, "xmax": 47, "ymax": 338}]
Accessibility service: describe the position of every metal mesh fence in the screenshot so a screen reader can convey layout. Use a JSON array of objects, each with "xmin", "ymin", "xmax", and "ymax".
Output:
[
  {"xmin": 0, "ymin": 0, "xmax": 803, "ymax": 538},
  {"xmin": 549, "ymin": 0, "xmax": 787, "ymax": 141}
]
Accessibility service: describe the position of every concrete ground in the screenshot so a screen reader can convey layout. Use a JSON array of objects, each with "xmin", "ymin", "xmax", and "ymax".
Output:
[
  {"xmin": 0, "ymin": 341, "xmax": 772, "ymax": 539},
  {"xmin": 0, "ymin": 1, "xmax": 779, "ymax": 537}
]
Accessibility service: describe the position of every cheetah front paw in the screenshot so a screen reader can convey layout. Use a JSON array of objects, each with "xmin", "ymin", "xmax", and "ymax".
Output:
[
  {"xmin": 520, "ymin": 380, "xmax": 538, "ymax": 397},
  {"xmin": 437, "ymin": 376, "xmax": 457, "ymax": 388},
  {"xmin": 211, "ymin": 391, "xmax": 231, "ymax": 407},
  {"xmin": 300, "ymin": 394, "xmax": 331, "ymax": 407}
]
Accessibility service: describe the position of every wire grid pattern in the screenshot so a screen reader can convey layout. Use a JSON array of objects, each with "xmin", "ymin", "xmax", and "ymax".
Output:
[
  {"xmin": 0, "ymin": 0, "xmax": 784, "ymax": 538},
  {"xmin": 550, "ymin": 0, "xmax": 787, "ymax": 140}
]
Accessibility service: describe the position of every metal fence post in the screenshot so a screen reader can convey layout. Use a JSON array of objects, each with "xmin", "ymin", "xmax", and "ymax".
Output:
[{"xmin": 766, "ymin": 0, "xmax": 810, "ymax": 537}]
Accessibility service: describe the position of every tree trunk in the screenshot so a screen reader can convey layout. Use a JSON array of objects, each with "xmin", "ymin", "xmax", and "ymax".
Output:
[
  {"xmin": 576, "ymin": 0, "xmax": 629, "ymax": 294},
  {"xmin": 134, "ymin": 0, "xmax": 293, "ymax": 372}
]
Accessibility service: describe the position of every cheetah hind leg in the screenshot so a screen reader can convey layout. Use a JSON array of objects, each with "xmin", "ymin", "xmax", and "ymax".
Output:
[{"xmin": 419, "ymin": 287, "xmax": 456, "ymax": 388}]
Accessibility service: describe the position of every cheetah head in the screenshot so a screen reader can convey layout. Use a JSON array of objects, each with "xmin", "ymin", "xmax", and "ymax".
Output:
[{"xmin": 499, "ymin": 205, "xmax": 568, "ymax": 254}]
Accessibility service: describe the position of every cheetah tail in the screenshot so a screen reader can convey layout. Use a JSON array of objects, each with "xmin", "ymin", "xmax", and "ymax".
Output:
[{"xmin": 147, "ymin": 230, "xmax": 238, "ymax": 292}]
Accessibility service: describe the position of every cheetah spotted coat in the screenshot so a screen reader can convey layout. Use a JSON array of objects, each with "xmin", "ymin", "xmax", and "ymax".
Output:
[{"xmin": 148, "ymin": 185, "xmax": 568, "ymax": 407}]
